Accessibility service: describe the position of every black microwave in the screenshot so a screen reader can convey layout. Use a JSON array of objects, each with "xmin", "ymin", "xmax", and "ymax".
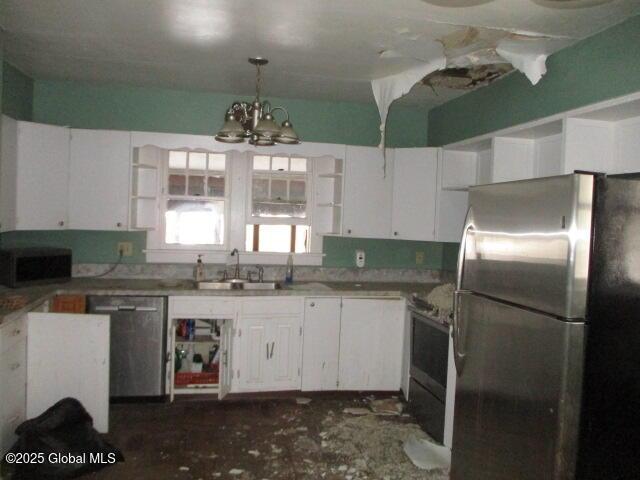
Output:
[{"xmin": 0, "ymin": 247, "xmax": 72, "ymax": 288}]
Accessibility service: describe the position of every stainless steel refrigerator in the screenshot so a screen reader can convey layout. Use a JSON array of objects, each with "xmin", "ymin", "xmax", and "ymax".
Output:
[{"xmin": 451, "ymin": 173, "xmax": 640, "ymax": 480}]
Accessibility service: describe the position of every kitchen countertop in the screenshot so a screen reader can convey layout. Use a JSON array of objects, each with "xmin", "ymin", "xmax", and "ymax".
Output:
[{"xmin": 0, "ymin": 279, "xmax": 442, "ymax": 326}]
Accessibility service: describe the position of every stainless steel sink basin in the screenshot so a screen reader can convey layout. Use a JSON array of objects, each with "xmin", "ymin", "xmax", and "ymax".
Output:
[{"xmin": 197, "ymin": 281, "xmax": 281, "ymax": 290}]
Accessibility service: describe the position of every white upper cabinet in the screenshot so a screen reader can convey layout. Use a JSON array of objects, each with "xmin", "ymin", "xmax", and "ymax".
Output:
[
  {"xmin": 342, "ymin": 146, "xmax": 393, "ymax": 238},
  {"xmin": 0, "ymin": 117, "xmax": 70, "ymax": 231},
  {"xmin": 69, "ymin": 129, "xmax": 131, "ymax": 230},
  {"xmin": 391, "ymin": 148, "xmax": 438, "ymax": 241}
]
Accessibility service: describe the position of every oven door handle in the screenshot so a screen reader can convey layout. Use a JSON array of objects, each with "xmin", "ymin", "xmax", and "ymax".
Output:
[{"xmin": 452, "ymin": 206, "xmax": 474, "ymax": 376}]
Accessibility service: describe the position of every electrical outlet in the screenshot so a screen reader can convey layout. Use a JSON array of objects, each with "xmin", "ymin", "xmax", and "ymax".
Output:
[
  {"xmin": 355, "ymin": 250, "xmax": 365, "ymax": 268},
  {"xmin": 415, "ymin": 251, "xmax": 425, "ymax": 265},
  {"xmin": 117, "ymin": 242, "xmax": 133, "ymax": 257}
]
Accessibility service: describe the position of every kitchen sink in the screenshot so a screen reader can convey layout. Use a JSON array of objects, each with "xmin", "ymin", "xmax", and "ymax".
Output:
[{"xmin": 197, "ymin": 281, "xmax": 281, "ymax": 290}]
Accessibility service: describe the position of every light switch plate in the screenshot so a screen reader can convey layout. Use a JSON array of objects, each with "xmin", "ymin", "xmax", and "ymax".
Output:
[{"xmin": 355, "ymin": 249, "xmax": 365, "ymax": 268}]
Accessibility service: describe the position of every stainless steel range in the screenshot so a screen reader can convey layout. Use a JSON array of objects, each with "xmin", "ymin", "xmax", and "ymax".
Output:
[{"xmin": 408, "ymin": 297, "xmax": 451, "ymax": 444}]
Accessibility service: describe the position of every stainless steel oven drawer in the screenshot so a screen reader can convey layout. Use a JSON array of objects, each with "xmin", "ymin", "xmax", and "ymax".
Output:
[{"xmin": 409, "ymin": 378, "xmax": 445, "ymax": 444}]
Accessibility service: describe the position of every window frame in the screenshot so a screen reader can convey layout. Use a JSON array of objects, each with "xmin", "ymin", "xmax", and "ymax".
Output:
[{"xmin": 154, "ymin": 149, "xmax": 231, "ymax": 252}]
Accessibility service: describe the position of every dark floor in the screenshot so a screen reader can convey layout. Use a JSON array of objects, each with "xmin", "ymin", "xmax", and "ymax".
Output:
[{"xmin": 84, "ymin": 392, "xmax": 448, "ymax": 480}]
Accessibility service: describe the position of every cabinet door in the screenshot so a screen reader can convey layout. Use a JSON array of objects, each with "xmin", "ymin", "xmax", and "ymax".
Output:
[
  {"xmin": 235, "ymin": 316, "xmax": 269, "ymax": 391},
  {"xmin": 69, "ymin": 129, "xmax": 131, "ymax": 230},
  {"xmin": 435, "ymin": 190, "xmax": 468, "ymax": 243},
  {"xmin": 342, "ymin": 146, "xmax": 393, "ymax": 238},
  {"xmin": 391, "ymin": 148, "xmax": 438, "ymax": 241},
  {"xmin": 267, "ymin": 316, "xmax": 302, "ymax": 391},
  {"xmin": 219, "ymin": 318, "xmax": 234, "ymax": 399},
  {"xmin": 302, "ymin": 298, "xmax": 341, "ymax": 391},
  {"xmin": 338, "ymin": 298, "xmax": 405, "ymax": 391},
  {"xmin": 27, "ymin": 313, "xmax": 110, "ymax": 433},
  {"xmin": 15, "ymin": 122, "xmax": 70, "ymax": 229}
]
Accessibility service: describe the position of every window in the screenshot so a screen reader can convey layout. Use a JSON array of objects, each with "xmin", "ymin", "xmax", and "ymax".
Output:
[
  {"xmin": 245, "ymin": 225, "xmax": 309, "ymax": 253},
  {"xmin": 164, "ymin": 151, "xmax": 227, "ymax": 246},
  {"xmin": 247, "ymin": 155, "xmax": 310, "ymax": 252}
]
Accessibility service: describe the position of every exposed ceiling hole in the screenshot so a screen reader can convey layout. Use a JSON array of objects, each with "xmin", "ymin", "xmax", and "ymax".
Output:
[
  {"xmin": 531, "ymin": 0, "xmax": 615, "ymax": 8},
  {"xmin": 421, "ymin": 0, "xmax": 495, "ymax": 6},
  {"xmin": 421, "ymin": 63, "xmax": 513, "ymax": 91}
]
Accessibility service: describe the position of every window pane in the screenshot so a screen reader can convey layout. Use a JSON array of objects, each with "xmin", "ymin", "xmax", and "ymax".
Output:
[
  {"xmin": 207, "ymin": 176, "xmax": 225, "ymax": 197},
  {"xmin": 289, "ymin": 180, "xmax": 306, "ymax": 202},
  {"xmin": 168, "ymin": 174, "xmax": 186, "ymax": 195},
  {"xmin": 272, "ymin": 156, "xmax": 288, "ymax": 171},
  {"xmin": 253, "ymin": 155, "xmax": 270, "ymax": 171},
  {"xmin": 295, "ymin": 225, "xmax": 309, "ymax": 253},
  {"xmin": 189, "ymin": 152, "xmax": 207, "ymax": 170},
  {"xmin": 188, "ymin": 175, "xmax": 205, "ymax": 196},
  {"xmin": 165, "ymin": 200, "xmax": 224, "ymax": 245},
  {"xmin": 271, "ymin": 179, "xmax": 287, "ymax": 201},
  {"xmin": 290, "ymin": 158, "xmax": 307, "ymax": 172},
  {"xmin": 258, "ymin": 225, "xmax": 292, "ymax": 253},
  {"xmin": 252, "ymin": 178, "xmax": 269, "ymax": 201},
  {"xmin": 169, "ymin": 151, "xmax": 187, "ymax": 169},
  {"xmin": 208, "ymin": 153, "xmax": 226, "ymax": 171}
]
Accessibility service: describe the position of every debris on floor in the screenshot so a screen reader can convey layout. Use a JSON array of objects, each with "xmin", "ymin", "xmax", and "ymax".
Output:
[
  {"xmin": 87, "ymin": 393, "xmax": 447, "ymax": 479},
  {"xmin": 403, "ymin": 436, "xmax": 451, "ymax": 471}
]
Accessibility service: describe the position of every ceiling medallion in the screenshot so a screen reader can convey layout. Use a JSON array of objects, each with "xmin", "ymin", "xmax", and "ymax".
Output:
[{"xmin": 215, "ymin": 57, "xmax": 300, "ymax": 146}]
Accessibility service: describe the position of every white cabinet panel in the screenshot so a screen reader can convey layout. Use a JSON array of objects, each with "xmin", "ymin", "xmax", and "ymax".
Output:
[
  {"xmin": 269, "ymin": 317, "xmax": 301, "ymax": 390},
  {"xmin": 492, "ymin": 137, "xmax": 535, "ymax": 183},
  {"xmin": 534, "ymin": 134, "xmax": 563, "ymax": 178},
  {"xmin": 302, "ymin": 298, "xmax": 341, "ymax": 391},
  {"xmin": 237, "ymin": 317, "xmax": 268, "ymax": 390},
  {"xmin": 391, "ymin": 148, "xmax": 438, "ymax": 241},
  {"xmin": 27, "ymin": 313, "xmax": 110, "ymax": 433},
  {"xmin": 441, "ymin": 150, "xmax": 478, "ymax": 189},
  {"xmin": 0, "ymin": 118, "xmax": 70, "ymax": 230},
  {"xmin": 342, "ymin": 146, "xmax": 393, "ymax": 238},
  {"xmin": 564, "ymin": 118, "xmax": 614, "ymax": 174},
  {"xmin": 338, "ymin": 298, "xmax": 404, "ymax": 391},
  {"xmin": 0, "ymin": 319, "xmax": 27, "ymax": 455},
  {"xmin": 69, "ymin": 129, "xmax": 131, "ymax": 230},
  {"xmin": 436, "ymin": 190, "xmax": 468, "ymax": 243}
]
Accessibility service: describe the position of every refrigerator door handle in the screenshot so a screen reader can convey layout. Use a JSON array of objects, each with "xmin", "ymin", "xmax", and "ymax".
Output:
[{"xmin": 453, "ymin": 206, "xmax": 474, "ymax": 375}]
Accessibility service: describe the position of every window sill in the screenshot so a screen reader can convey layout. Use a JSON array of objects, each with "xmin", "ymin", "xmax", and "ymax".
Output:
[{"xmin": 145, "ymin": 249, "xmax": 324, "ymax": 266}]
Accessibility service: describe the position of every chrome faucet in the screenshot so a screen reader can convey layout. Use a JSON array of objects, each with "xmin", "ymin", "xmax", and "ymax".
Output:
[{"xmin": 230, "ymin": 248, "xmax": 241, "ymax": 279}]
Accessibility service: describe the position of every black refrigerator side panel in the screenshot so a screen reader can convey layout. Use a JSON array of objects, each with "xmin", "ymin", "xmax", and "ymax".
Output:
[{"xmin": 579, "ymin": 175, "xmax": 640, "ymax": 480}]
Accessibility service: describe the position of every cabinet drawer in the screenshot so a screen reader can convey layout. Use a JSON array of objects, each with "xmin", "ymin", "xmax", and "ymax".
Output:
[
  {"xmin": 241, "ymin": 298, "xmax": 303, "ymax": 316},
  {"xmin": 170, "ymin": 297, "xmax": 236, "ymax": 317},
  {"xmin": 0, "ymin": 316, "xmax": 27, "ymax": 354}
]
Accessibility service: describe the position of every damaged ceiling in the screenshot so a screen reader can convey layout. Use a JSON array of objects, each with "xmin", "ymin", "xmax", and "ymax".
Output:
[{"xmin": 1, "ymin": 0, "xmax": 639, "ymax": 115}]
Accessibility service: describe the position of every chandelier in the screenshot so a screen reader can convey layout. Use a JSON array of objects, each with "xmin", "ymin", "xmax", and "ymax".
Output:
[{"xmin": 215, "ymin": 57, "xmax": 300, "ymax": 146}]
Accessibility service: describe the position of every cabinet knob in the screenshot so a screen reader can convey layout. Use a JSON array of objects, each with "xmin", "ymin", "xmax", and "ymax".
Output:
[
  {"xmin": 347, "ymin": 229, "xmax": 352, "ymax": 234},
  {"xmin": 58, "ymin": 220, "xmax": 65, "ymax": 226},
  {"xmin": 116, "ymin": 222, "xmax": 122, "ymax": 228},
  {"xmin": 310, "ymin": 302, "xmax": 315, "ymax": 307},
  {"xmin": 394, "ymin": 231, "xmax": 398, "ymax": 236}
]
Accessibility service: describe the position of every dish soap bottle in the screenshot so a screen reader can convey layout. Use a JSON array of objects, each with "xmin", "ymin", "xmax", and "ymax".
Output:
[
  {"xmin": 285, "ymin": 254, "xmax": 294, "ymax": 284},
  {"xmin": 194, "ymin": 254, "xmax": 205, "ymax": 281}
]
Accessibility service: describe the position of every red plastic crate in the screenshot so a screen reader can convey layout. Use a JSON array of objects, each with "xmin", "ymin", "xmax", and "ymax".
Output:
[{"xmin": 175, "ymin": 370, "xmax": 219, "ymax": 386}]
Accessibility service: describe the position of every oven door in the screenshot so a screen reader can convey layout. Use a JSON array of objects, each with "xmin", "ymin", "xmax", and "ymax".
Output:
[{"xmin": 410, "ymin": 311, "xmax": 449, "ymax": 401}]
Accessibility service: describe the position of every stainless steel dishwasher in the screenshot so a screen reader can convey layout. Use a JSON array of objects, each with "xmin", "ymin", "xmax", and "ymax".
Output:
[{"xmin": 87, "ymin": 296, "xmax": 167, "ymax": 399}]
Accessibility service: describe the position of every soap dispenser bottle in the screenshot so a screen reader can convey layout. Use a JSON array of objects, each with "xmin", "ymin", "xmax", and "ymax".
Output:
[
  {"xmin": 194, "ymin": 255, "xmax": 205, "ymax": 281},
  {"xmin": 285, "ymin": 254, "xmax": 294, "ymax": 284}
]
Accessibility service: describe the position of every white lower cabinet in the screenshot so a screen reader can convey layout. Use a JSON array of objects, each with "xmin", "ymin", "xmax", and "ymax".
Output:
[
  {"xmin": 234, "ymin": 298, "xmax": 303, "ymax": 392},
  {"xmin": 0, "ymin": 316, "xmax": 27, "ymax": 456},
  {"xmin": 302, "ymin": 297, "xmax": 341, "ymax": 391},
  {"xmin": 338, "ymin": 298, "xmax": 405, "ymax": 391}
]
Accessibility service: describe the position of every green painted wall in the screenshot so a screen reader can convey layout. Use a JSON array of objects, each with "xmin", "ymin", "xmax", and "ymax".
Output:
[
  {"xmin": 428, "ymin": 14, "xmax": 640, "ymax": 146},
  {"xmin": 2, "ymin": 61, "xmax": 33, "ymax": 121},
  {"xmin": 32, "ymin": 80, "xmax": 427, "ymax": 148}
]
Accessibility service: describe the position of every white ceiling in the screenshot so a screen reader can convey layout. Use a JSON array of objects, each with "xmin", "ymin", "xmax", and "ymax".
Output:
[{"xmin": 1, "ymin": 0, "xmax": 639, "ymax": 108}]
